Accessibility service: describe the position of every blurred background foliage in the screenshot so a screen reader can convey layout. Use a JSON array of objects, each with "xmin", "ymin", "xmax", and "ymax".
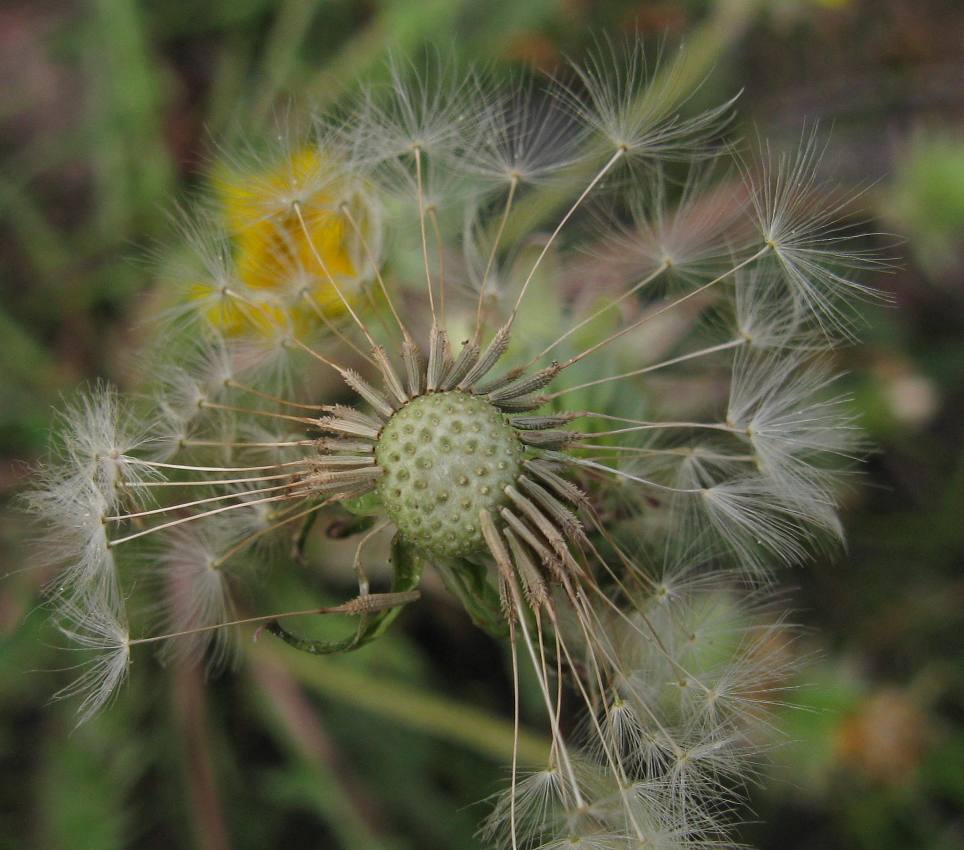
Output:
[{"xmin": 1, "ymin": 0, "xmax": 962, "ymax": 848}]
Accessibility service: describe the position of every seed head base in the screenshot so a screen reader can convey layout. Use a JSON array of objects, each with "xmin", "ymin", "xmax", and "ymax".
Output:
[{"xmin": 375, "ymin": 390, "xmax": 524, "ymax": 556}]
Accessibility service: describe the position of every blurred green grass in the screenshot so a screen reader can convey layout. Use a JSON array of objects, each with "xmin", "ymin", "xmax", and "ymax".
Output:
[{"xmin": 2, "ymin": 1, "xmax": 963, "ymax": 848}]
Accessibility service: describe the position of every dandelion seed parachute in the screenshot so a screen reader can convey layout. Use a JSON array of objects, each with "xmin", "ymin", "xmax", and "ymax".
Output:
[
  {"xmin": 52, "ymin": 595, "xmax": 131, "ymax": 726},
  {"xmin": 27, "ymin": 39, "xmax": 881, "ymax": 850}
]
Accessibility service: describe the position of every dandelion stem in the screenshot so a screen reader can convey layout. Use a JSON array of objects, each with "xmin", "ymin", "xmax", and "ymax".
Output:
[
  {"xmin": 509, "ymin": 583, "xmax": 585, "ymax": 808},
  {"xmin": 182, "ymin": 439, "xmax": 316, "ymax": 449},
  {"xmin": 286, "ymin": 335, "xmax": 348, "ymax": 376},
  {"xmin": 428, "ymin": 205, "xmax": 446, "ymax": 324},
  {"xmin": 548, "ymin": 618, "xmax": 564, "ymax": 743},
  {"xmin": 576, "ymin": 444, "xmax": 756, "ymax": 463},
  {"xmin": 578, "ymin": 412, "xmax": 743, "ymax": 434},
  {"xmin": 534, "ymin": 610, "xmax": 562, "ymax": 766},
  {"xmin": 130, "ymin": 471, "xmax": 303, "ymax": 488},
  {"xmin": 199, "ymin": 399, "xmax": 318, "ymax": 427},
  {"xmin": 508, "ymin": 619, "xmax": 520, "ymax": 850}
]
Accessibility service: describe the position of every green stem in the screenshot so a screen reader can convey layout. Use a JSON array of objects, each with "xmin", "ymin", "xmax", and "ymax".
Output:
[
  {"xmin": 250, "ymin": 0, "xmax": 320, "ymax": 124},
  {"xmin": 256, "ymin": 642, "xmax": 551, "ymax": 766},
  {"xmin": 251, "ymin": 658, "xmax": 392, "ymax": 850}
]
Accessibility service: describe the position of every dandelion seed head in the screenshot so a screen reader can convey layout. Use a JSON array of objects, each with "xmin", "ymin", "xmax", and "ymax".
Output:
[
  {"xmin": 152, "ymin": 524, "xmax": 239, "ymax": 672},
  {"xmin": 51, "ymin": 383, "xmax": 158, "ymax": 507},
  {"xmin": 465, "ymin": 74, "xmax": 587, "ymax": 189},
  {"xmin": 743, "ymin": 127, "xmax": 891, "ymax": 340},
  {"xmin": 363, "ymin": 52, "xmax": 479, "ymax": 161},
  {"xmin": 53, "ymin": 595, "xmax": 131, "ymax": 726},
  {"xmin": 27, "ymin": 41, "xmax": 882, "ymax": 850},
  {"xmin": 554, "ymin": 37, "xmax": 737, "ymax": 169}
]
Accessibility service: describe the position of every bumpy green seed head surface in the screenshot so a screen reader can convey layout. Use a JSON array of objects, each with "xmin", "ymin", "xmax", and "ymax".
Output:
[{"xmin": 375, "ymin": 390, "xmax": 524, "ymax": 557}]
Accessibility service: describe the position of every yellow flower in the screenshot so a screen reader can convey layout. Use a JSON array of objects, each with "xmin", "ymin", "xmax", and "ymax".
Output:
[{"xmin": 193, "ymin": 147, "xmax": 370, "ymax": 336}]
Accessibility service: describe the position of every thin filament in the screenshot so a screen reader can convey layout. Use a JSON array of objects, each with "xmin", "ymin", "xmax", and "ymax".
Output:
[
  {"xmin": 293, "ymin": 201, "xmax": 379, "ymax": 350},
  {"xmin": 413, "ymin": 146, "xmax": 437, "ymax": 322},
  {"xmin": 428, "ymin": 205, "xmax": 447, "ymax": 323},
  {"xmin": 300, "ymin": 290, "xmax": 377, "ymax": 366},
  {"xmin": 109, "ymin": 492, "xmax": 303, "ymax": 547},
  {"xmin": 340, "ymin": 202, "xmax": 412, "ymax": 341},
  {"xmin": 560, "ymin": 245, "xmax": 770, "ymax": 370},
  {"xmin": 549, "ymin": 338, "xmax": 745, "ymax": 399},
  {"xmin": 535, "ymin": 261, "xmax": 670, "ymax": 363},
  {"xmin": 225, "ymin": 379, "xmax": 331, "ymax": 411},
  {"xmin": 474, "ymin": 175, "xmax": 518, "ymax": 339},
  {"xmin": 104, "ymin": 480, "xmax": 301, "ymax": 521},
  {"xmin": 212, "ymin": 498, "xmax": 331, "ymax": 568},
  {"xmin": 510, "ymin": 148, "xmax": 625, "ymax": 322},
  {"xmin": 128, "ymin": 457, "xmax": 310, "ymax": 474},
  {"xmin": 509, "ymin": 582, "xmax": 585, "ymax": 809}
]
